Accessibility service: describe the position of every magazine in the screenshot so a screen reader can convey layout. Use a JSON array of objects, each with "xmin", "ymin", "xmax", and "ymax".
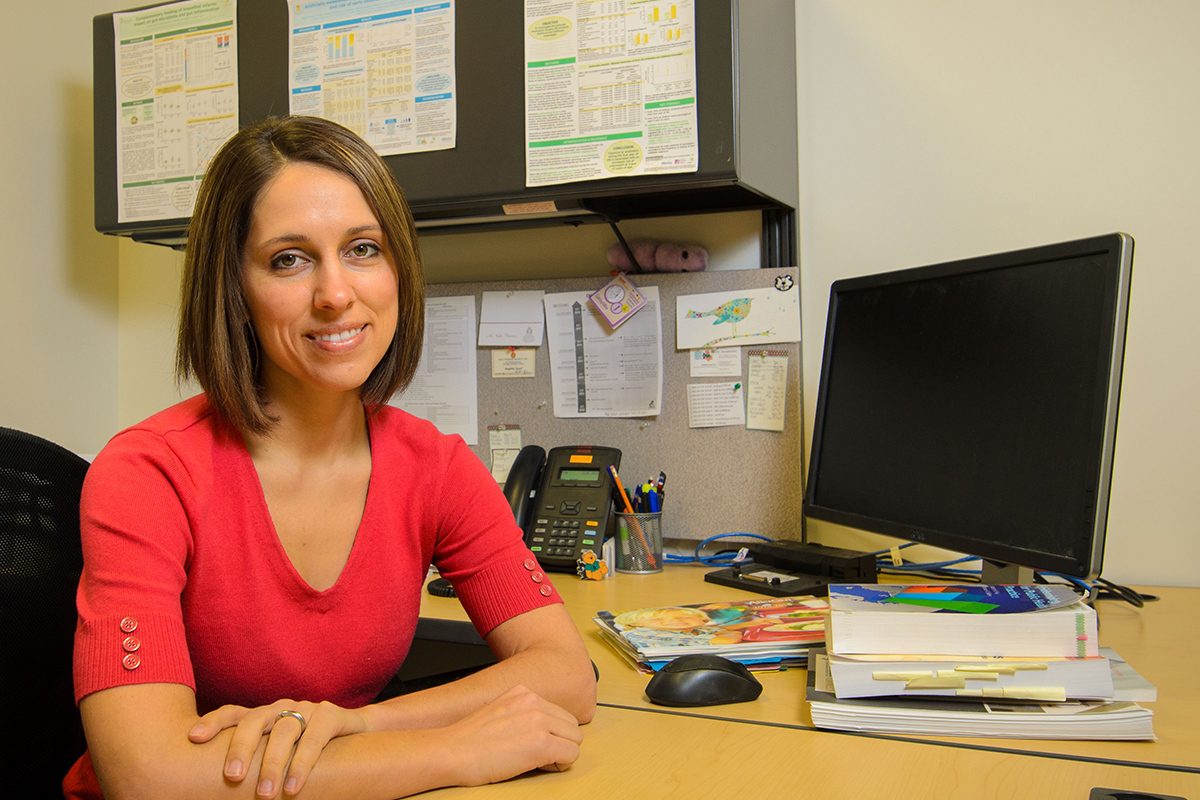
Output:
[{"xmin": 594, "ymin": 595, "xmax": 828, "ymax": 672}]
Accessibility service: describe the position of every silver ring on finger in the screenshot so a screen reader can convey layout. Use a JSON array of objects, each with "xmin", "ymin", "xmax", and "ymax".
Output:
[{"xmin": 275, "ymin": 709, "xmax": 307, "ymax": 736}]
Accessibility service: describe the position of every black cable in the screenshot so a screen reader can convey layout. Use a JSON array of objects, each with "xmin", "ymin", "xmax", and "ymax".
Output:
[
  {"xmin": 1094, "ymin": 577, "xmax": 1157, "ymax": 607},
  {"xmin": 607, "ymin": 219, "xmax": 643, "ymax": 273}
]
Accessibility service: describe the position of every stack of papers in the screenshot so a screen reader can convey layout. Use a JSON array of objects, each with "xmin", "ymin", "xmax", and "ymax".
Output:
[
  {"xmin": 825, "ymin": 652, "xmax": 1116, "ymax": 701},
  {"xmin": 594, "ymin": 596, "xmax": 828, "ymax": 673},
  {"xmin": 808, "ymin": 651, "xmax": 1155, "ymax": 740},
  {"xmin": 808, "ymin": 584, "xmax": 1157, "ymax": 741}
]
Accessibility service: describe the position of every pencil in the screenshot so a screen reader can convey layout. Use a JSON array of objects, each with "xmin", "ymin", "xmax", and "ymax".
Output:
[{"xmin": 608, "ymin": 465, "xmax": 658, "ymax": 568}]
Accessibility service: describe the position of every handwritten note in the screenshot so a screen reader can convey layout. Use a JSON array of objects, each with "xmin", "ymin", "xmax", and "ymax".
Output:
[{"xmin": 746, "ymin": 350, "xmax": 788, "ymax": 431}]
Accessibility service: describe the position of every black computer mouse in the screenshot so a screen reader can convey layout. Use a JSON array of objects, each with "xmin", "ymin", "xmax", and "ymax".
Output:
[
  {"xmin": 425, "ymin": 577, "xmax": 456, "ymax": 597},
  {"xmin": 644, "ymin": 654, "xmax": 763, "ymax": 707}
]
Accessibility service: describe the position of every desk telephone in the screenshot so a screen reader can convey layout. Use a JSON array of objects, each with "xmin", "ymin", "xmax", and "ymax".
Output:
[{"xmin": 503, "ymin": 445, "xmax": 623, "ymax": 572}]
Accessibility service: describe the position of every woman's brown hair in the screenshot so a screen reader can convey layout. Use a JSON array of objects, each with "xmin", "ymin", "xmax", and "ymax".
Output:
[{"xmin": 175, "ymin": 116, "xmax": 424, "ymax": 434}]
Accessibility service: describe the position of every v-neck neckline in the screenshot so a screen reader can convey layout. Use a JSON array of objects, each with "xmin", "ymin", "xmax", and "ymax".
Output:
[{"xmin": 238, "ymin": 413, "xmax": 379, "ymax": 597}]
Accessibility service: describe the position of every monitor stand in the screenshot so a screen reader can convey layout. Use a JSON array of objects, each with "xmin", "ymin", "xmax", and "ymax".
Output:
[{"xmin": 980, "ymin": 560, "xmax": 1036, "ymax": 584}]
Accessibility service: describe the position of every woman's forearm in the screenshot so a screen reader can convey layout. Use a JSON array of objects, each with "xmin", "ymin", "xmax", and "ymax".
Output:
[
  {"xmin": 88, "ymin": 700, "xmax": 456, "ymax": 800},
  {"xmin": 85, "ymin": 684, "xmax": 581, "ymax": 800},
  {"xmin": 363, "ymin": 603, "xmax": 597, "ymax": 734},
  {"xmin": 363, "ymin": 636, "xmax": 596, "ymax": 734}
]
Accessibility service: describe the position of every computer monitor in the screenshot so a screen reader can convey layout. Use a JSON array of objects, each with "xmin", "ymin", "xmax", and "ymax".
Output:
[{"xmin": 804, "ymin": 233, "xmax": 1133, "ymax": 583}]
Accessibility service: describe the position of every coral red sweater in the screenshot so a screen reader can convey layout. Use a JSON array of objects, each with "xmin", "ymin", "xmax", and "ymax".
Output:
[{"xmin": 65, "ymin": 395, "xmax": 560, "ymax": 798}]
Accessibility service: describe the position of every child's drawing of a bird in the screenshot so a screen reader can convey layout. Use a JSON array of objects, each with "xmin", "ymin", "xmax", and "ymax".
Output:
[{"xmin": 686, "ymin": 297, "xmax": 752, "ymax": 336}]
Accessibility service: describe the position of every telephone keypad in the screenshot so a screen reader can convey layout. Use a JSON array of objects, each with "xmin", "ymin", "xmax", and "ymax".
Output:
[{"xmin": 532, "ymin": 517, "xmax": 601, "ymax": 558}]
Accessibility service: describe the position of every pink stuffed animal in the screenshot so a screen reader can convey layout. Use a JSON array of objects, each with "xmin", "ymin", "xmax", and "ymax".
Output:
[{"xmin": 606, "ymin": 240, "xmax": 708, "ymax": 273}]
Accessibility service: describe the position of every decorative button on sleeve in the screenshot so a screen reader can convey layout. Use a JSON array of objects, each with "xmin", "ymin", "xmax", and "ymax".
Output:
[{"xmin": 118, "ymin": 618, "xmax": 143, "ymax": 670}]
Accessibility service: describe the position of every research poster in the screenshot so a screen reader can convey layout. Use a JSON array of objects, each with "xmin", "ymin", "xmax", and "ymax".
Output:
[
  {"xmin": 113, "ymin": 0, "xmax": 238, "ymax": 224},
  {"xmin": 524, "ymin": 0, "xmax": 698, "ymax": 187},
  {"xmin": 289, "ymin": 0, "xmax": 457, "ymax": 156}
]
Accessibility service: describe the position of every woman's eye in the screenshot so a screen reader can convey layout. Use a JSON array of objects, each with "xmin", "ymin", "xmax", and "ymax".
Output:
[
  {"xmin": 348, "ymin": 242, "xmax": 381, "ymax": 258},
  {"xmin": 270, "ymin": 252, "xmax": 303, "ymax": 270}
]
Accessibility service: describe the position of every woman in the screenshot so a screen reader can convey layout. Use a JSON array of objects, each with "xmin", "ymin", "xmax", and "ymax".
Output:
[{"xmin": 67, "ymin": 116, "xmax": 596, "ymax": 799}]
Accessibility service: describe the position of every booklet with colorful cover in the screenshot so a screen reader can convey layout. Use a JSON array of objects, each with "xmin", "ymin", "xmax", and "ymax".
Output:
[
  {"xmin": 594, "ymin": 595, "xmax": 828, "ymax": 672},
  {"xmin": 827, "ymin": 584, "xmax": 1099, "ymax": 658},
  {"xmin": 828, "ymin": 583, "xmax": 1082, "ymax": 614}
]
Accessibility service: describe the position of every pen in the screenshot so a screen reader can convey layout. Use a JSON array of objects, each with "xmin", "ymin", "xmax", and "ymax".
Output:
[
  {"xmin": 609, "ymin": 464, "xmax": 637, "ymax": 515},
  {"xmin": 608, "ymin": 465, "xmax": 658, "ymax": 568}
]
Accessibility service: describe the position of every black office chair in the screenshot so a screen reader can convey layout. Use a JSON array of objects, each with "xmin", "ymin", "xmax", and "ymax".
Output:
[{"xmin": 0, "ymin": 427, "xmax": 89, "ymax": 797}]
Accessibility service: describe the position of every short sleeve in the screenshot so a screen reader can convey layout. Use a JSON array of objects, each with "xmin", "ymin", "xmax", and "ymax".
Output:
[
  {"xmin": 73, "ymin": 430, "xmax": 197, "ymax": 703},
  {"xmin": 430, "ymin": 438, "xmax": 563, "ymax": 636}
]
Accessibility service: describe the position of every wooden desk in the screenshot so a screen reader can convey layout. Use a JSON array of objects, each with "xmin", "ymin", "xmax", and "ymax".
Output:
[
  {"xmin": 422, "ymin": 706, "xmax": 1200, "ymax": 799},
  {"xmin": 420, "ymin": 566, "xmax": 1199, "ymax": 774}
]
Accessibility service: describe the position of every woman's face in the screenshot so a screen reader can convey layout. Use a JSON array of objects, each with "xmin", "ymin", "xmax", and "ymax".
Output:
[{"xmin": 240, "ymin": 161, "xmax": 399, "ymax": 403}]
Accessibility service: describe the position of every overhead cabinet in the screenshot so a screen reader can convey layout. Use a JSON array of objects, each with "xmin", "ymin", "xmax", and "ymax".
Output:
[{"xmin": 94, "ymin": 1, "xmax": 797, "ymax": 264}]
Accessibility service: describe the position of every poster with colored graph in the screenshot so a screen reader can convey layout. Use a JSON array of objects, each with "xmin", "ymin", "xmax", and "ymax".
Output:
[
  {"xmin": 524, "ymin": 0, "xmax": 698, "ymax": 187},
  {"xmin": 112, "ymin": 0, "xmax": 238, "ymax": 223},
  {"xmin": 289, "ymin": 0, "xmax": 456, "ymax": 156}
]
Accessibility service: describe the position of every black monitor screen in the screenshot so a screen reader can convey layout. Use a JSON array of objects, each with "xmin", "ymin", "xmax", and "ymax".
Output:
[{"xmin": 804, "ymin": 234, "xmax": 1133, "ymax": 579}]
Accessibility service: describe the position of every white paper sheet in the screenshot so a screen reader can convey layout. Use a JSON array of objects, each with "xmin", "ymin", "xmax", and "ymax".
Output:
[
  {"xmin": 479, "ymin": 290, "xmax": 545, "ymax": 346},
  {"xmin": 543, "ymin": 288, "xmax": 662, "ymax": 418},
  {"xmin": 686, "ymin": 381, "xmax": 746, "ymax": 428},
  {"xmin": 389, "ymin": 295, "xmax": 478, "ymax": 444},
  {"xmin": 288, "ymin": 0, "xmax": 456, "ymax": 156},
  {"xmin": 113, "ymin": 0, "xmax": 238, "ymax": 223}
]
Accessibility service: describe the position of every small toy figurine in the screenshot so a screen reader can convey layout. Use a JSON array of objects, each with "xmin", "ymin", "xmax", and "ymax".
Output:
[{"xmin": 576, "ymin": 549, "xmax": 609, "ymax": 581}]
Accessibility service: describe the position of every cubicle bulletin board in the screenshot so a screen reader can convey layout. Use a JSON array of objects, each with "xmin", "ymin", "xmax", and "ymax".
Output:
[{"xmin": 425, "ymin": 268, "xmax": 805, "ymax": 545}]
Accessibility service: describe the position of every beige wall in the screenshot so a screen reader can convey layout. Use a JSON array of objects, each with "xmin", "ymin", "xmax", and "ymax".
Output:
[
  {"xmin": 797, "ymin": 1, "xmax": 1200, "ymax": 586},
  {"xmin": 0, "ymin": 1, "xmax": 123, "ymax": 456},
  {"xmin": 10, "ymin": 1, "xmax": 1197, "ymax": 586}
]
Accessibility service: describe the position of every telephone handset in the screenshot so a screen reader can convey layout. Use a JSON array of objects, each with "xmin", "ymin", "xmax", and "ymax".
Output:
[{"xmin": 503, "ymin": 445, "xmax": 623, "ymax": 572}]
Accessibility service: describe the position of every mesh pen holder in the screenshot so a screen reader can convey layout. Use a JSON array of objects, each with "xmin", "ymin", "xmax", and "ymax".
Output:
[{"xmin": 614, "ymin": 512, "xmax": 664, "ymax": 574}]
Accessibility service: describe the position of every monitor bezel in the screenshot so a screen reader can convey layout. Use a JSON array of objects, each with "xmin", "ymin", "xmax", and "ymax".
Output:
[{"xmin": 803, "ymin": 233, "xmax": 1133, "ymax": 580}]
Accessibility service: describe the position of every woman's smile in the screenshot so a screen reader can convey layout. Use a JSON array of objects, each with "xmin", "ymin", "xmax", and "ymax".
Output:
[{"xmin": 308, "ymin": 324, "xmax": 368, "ymax": 349}]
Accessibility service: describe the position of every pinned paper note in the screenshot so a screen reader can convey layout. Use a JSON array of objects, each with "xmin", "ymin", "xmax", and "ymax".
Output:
[
  {"xmin": 588, "ymin": 272, "xmax": 646, "ymax": 330},
  {"xmin": 746, "ymin": 349, "xmax": 788, "ymax": 431},
  {"xmin": 689, "ymin": 347, "xmax": 741, "ymax": 377},
  {"xmin": 488, "ymin": 425, "xmax": 523, "ymax": 482},
  {"xmin": 686, "ymin": 382, "xmax": 746, "ymax": 428},
  {"xmin": 479, "ymin": 291, "xmax": 545, "ymax": 346},
  {"xmin": 491, "ymin": 347, "xmax": 536, "ymax": 378}
]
